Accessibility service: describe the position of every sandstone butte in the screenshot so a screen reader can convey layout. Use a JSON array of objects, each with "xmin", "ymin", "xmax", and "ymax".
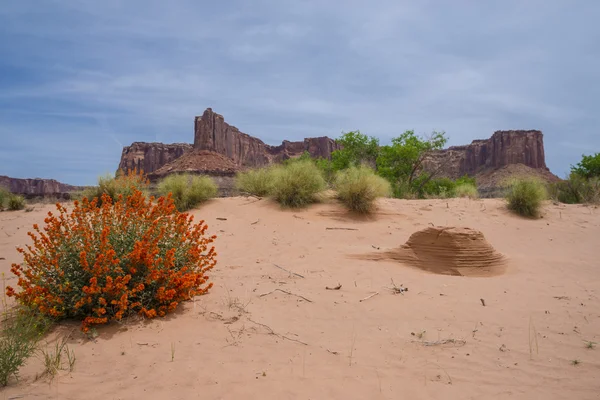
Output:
[
  {"xmin": 118, "ymin": 108, "xmax": 558, "ymax": 192},
  {"xmin": 1, "ymin": 108, "xmax": 558, "ymax": 197}
]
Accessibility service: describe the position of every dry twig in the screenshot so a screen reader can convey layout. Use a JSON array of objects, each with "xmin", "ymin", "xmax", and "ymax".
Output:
[
  {"xmin": 260, "ymin": 288, "xmax": 313, "ymax": 303},
  {"xmin": 359, "ymin": 292, "xmax": 379, "ymax": 302},
  {"xmin": 326, "ymin": 227, "xmax": 359, "ymax": 231},
  {"xmin": 272, "ymin": 263, "xmax": 305, "ymax": 278},
  {"xmin": 413, "ymin": 338, "xmax": 466, "ymax": 347},
  {"xmin": 248, "ymin": 318, "xmax": 308, "ymax": 346}
]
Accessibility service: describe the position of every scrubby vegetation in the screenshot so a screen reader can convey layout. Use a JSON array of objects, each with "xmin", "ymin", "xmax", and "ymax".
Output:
[
  {"xmin": 0, "ymin": 187, "xmax": 26, "ymax": 211},
  {"xmin": 549, "ymin": 153, "xmax": 600, "ymax": 205},
  {"xmin": 270, "ymin": 160, "xmax": 326, "ymax": 207},
  {"xmin": 335, "ymin": 166, "xmax": 391, "ymax": 213},
  {"xmin": 79, "ymin": 169, "xmax": 149, "ymax": 205},
  {"xmin": 505, "ymin": 178, "xmax": 548, "ymax": 217},
  {"xmin": 454, "ymin": 183, "xmax": 479, "ymax": 199},
  {"xmin": 7, "ymin": 195, "xmax": 26, "ymax": 211},
  {"xmin": 157, "ymin": 174, "xmax": 217, "ymax": 211},
  {"xmin": 6, "ymin": 189, "xmax": 217, "ymax": 333},
  {"xmin": 235, "ymin": 167, "xmax": 275, "ymax": 197},
  {"xmin": 0, "ymin": 306, "xmax": 52, "ymax": 386}
]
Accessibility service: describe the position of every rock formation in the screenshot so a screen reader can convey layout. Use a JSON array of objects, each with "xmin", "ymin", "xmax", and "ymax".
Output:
[
  {"xmin": 423, "ymin": 130, "xmax": 549, "ymax": 179},
  {"xmin": 194, "ymin": 108, "xmax": 341, "ymax": 166},
  {"xmin": 0, "ymin": 176, "xmax": 82, "ymax": 198},
  {"xmin": 118, "ymin": 142, "xmax": 193, "ymax": 175},
  {"xmin": 118, "ymin": 108, "xmax": 340, "ymax": 177},
  {"xmin": 117, "ymin": 109, "xmax": 556, "ymax": 197},
  {"xmin": 355, "ymin": 226, "xmax": 507, "ymax": 277}
]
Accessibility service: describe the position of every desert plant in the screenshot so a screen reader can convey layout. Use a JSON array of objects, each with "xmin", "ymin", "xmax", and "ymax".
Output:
[
  {"xmin": 0, "ymin": 187, "xmax": 9, "ymax": 210},
  {"xmin": 0, "ymin": 307, "xmax": 52, "ymax": 386},
  {"xmin": 7, "ymin": 194, "xmax": 26, "ymax": 211},
  {"xmin": 549, "ymin": 174, "xmax": 600, "ymax": 204},
  {"xmin": 334, "ymin": 166, "xmax": 391, "ymax": 213},
  {"xmin": 269, "ymin": 160, "xmax": 326, "ymax": 208},
  {"xmin": 80, "ymin": 168, "xmax": 149, "ymax": 206},
  {"xmin": 157, "ymin": 174, "xmax": 217, "ymax": 211},
  {"xmin": 454, "ymin": 183, "xmax": 479, "ymax": 199},
  {"xmin": 41, "ymin": 335, "xmax": 75, "ymax": 378},
  {"xmin": 505, "ymin": 178, "xmax": 547, "ymax": 217},
  {"xmin": 235, "ymin": 167, "xmax": 275, "ymax": 197},
  {"xmin": 6, "ymin": 189, "xmax": 217, "ymax": 333}
]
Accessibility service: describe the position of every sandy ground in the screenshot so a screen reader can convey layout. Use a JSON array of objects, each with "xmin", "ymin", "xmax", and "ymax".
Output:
[{"xmin": 1, "ymin": 197, "xmax": 599, "ymax": 400}]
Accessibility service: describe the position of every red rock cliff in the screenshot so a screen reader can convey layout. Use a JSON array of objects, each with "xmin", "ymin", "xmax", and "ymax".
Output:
[
  {"xmin": 118, "ymin": 142, "xmax": 193, "ymax": 175},
  {"xmin": 423, "ymin": 130, "xmax": 549, "ymax": 179},
  {"xmin": 0, "ymin": 176, "xmax": 82, "ymax": 198},
  {"xmin": 194, "ymin": 108, "xmax": 340, "ymax": 166}
]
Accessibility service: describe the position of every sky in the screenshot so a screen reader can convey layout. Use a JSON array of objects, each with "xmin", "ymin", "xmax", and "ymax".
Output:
[{"xmin": 1, "ymin": 1, "xmax": 598, "ymax": 186}]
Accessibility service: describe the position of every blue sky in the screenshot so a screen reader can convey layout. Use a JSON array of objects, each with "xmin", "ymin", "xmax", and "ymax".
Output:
[{"xmin": 1, "ymin": 1, "xmax": 598, "ymax": 185}]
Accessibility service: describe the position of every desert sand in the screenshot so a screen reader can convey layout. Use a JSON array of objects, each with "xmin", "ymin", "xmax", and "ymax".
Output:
[{"xmin": 1, "ymin": 197, "xmax": 599, "ymax": 399}]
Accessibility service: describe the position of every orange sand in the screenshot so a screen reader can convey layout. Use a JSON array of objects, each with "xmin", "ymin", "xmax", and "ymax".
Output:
[{"xmin": 1, "ymin": 197, "xmax": 599, "ymax": 399}]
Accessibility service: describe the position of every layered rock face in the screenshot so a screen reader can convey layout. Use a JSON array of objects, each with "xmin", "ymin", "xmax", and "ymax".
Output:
[
  {"xmin": 194, "ymin": 109, "xmax": 270, "ymax": 167},
  {"xmin": 118, "ymin": 142, "xmax": 193, "ymax": 175},
  {"xmin": 194, "ymin": 108, "xmax": 340, "ymax": 166},
  {"xmin": 423, "ymin": 130, "xmax": 549, "ymax": 179},
  {"xmin": 118, "ymin": 109, "xmax": 340, "ymax": 177},
  {"xmin": 0, "ymin": 176, "xmax": 82, "ymax": 198}
]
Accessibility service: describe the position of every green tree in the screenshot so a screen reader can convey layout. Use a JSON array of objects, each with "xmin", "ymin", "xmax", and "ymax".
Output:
[
  {"xmin": 376, "ymin": 130, "xmax": 448, "ymax": 196},
  {"xmin": 331, "ymin": 130, "xmax": 380, "ymax": 170},
  {"xmin": 571, "ymin": 153, "xmax": 600, "ymax": 179}
]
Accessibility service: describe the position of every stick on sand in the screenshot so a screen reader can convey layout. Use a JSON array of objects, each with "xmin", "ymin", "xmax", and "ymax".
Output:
[
  {"xmin": 273, "ymin": 263, "xmax": 305, "ymax": 278},
  {"xmin": 359, "ymin": 292, "xmax": 379, "ymax": 302}
]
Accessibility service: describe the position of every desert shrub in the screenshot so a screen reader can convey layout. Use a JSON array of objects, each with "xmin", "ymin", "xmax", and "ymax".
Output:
[
  {"xmin": 421, "ymin": 177, "xmax": 456, "ymax": 198},
  {"xmin": 505, "ymin": 178, "xmax": 547, "ymax": 217},
  {"xmin": 6, "ymin": 190, "xmax": 217, "ymax": 333},
  {"xmin": 549, "ymin": 174, "xmax": 600, "ymax": 204},
  {"xmin": 270, "ymin": 160, "xmax": 326, "ymax": 207},
  {"xmin": 157, "ymin": 174, "xmax": 217, "ymax": 211},
  {"xmin": 0, "ymin": 307, "xmax": 52, "ymax": 386},
  {"xmin": 235, "ymin": 168, "xmax": 275, "ymax": 197},
  {"xmin": 335, "ymin": 166, "xmax": 391, "ymax": 213},
  {"xmin": 80, "ymin": 169, "xmax": 149, "ymax": 206},
  {"xmin": 7, "ymin": 194, "xmax": 25, "ymax": 211},
  {"xmin": 454, "ymin": 183, "xmax": 479, "ymax": 199},
  {"xmin": 0, "ymin": 187, "xmax": 9, "ymax": 210}
]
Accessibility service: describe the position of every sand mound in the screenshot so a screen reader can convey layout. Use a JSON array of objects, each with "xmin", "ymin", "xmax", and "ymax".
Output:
[
  {"xmin": 149, "ymin": 150, "xmax": 238, "ymax": 179},
  {"xmin": 364, "ymin": 226, "xmax": 507, "ymax": 277}
]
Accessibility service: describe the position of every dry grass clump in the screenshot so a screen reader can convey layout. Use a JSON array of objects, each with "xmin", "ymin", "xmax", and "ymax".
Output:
[
  {"xmin": 0, "ymin": 307, "xmax": 52, "ymax": 386},
  {"xmin": 0, "ymin": 187, "xmax": 26, "ymax": 211},
  {"xmin": 454, "ymin": 183, "xmax": 479, "ymax": 199},
  {"xmin": 270, "ymin": 160, "xmax": 326, "ymax": 208},
  {"xmin": 235, "ymin": 167, "xmax": 275, "ymax": 197},
  {"xmin": 334, "ymin": 166, "xmax": 391, "ymax": 213},
  {"xmin": 505, "ymin": 178, "xmax": 547, "ymax": 217},
  {"xmin": 79, "ymin": 169, "xmax": 149, "ymax": 206},
  {"xmin": 157, "ymin": 174, "xmax": 217, "ymax": 211}
]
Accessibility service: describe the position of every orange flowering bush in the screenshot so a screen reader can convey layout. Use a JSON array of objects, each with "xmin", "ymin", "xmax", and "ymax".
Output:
[{"xmin": 6, "ymin": 189, "xmax": 217, "ymax": 332}]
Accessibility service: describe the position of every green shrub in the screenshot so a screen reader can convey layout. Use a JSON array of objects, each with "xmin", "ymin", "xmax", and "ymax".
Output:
[
  {"xmin": 270, "ymin": 160, "xmax": 326, "ymax": 207},
  {"xmin": 80, "ymin": 169, "xmax": 149, "ymax": 206},
  {"xmin": 505, "ymin": 178, "xmax": 547, "ymax": 217},
  {"xmin": 421, "ymin": 177, "xmax": 456, "ymax": 199},
  {"xmin": 7, "ymin": 195, "xmax": 25, "ymax": 211},
  {"xmin": 335, "ymin": 166, "xmax": 391, "ymax": 213},
  {"xmin": 549, "ymin": 174, "xmax": 600, "ymax": 204},
  {"xmin": 0, "ymin": 307, "xmax": 52, "ymax": 386},
  {"xmin": 235, "ymin": 168, "xmax": 275, "ymax": 197},
  {"xmin": 454, "ymin": 183, "xmax": 479, "ymax": 199},
  {"xmin": 157, "ymin": 174, "xmax": 217, "ymax": 211},
  {"xmin": 0, "ymin": 187, "xmax": 9, "ymax": 210}
]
